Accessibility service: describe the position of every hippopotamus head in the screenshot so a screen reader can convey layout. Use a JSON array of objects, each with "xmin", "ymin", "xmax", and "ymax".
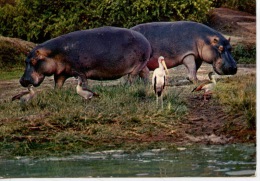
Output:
[
  {"xmin": 20, "ymin": 47, "xmax": 56, "ymax": 87},
  {"xmin": 203, "ymin": 36, "xmax": 237, "ymax": 75}
]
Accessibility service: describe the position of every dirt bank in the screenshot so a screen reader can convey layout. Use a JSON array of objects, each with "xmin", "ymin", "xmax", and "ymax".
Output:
[{"xmin": 209, "ymin": 7, "xmax": 256, "ymax": 46}]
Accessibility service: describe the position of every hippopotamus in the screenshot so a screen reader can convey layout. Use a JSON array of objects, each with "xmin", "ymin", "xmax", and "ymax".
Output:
[
  {"xmin": 20, "ymin": 26, "xmax": 151, "ymax": 88},
  {"xmin": 131, "ymin": 21, "xmax": 237, "ymax": 82}
]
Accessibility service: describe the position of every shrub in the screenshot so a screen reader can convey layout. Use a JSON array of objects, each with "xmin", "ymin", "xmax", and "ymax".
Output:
[
  {"xmin": 232, "ymin": 44, "xmax": 256, "ymax": 64},
  {"xmin": 0, "ymin": 0, "xmax": 213, "ymax": 43}
]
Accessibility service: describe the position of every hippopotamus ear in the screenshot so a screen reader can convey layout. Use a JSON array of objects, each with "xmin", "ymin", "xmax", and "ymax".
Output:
[{"xmin": 36, "ymin": 48, "xmax": 51, "ymax": 60}]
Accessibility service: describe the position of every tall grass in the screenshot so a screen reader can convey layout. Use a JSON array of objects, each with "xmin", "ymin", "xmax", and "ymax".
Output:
[{"xmin": 215, "ymin": 74, "xmax": 256, "ymax": 129}]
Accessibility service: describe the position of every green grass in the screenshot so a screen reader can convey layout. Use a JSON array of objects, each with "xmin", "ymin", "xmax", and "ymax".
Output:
[
  {"xmin": 215, "ymin": 73, "xmax": 256, "ymax": 129},
  {"xmin": 0, "ymin": 81, "xmax": 187, "ymax": 157},
  {"xmin": 0, "ymin": 68, "xmax": 23, "ymax": 80},
  {"xmin": 0, "ymin": 72, "xmax": 256, "ymax": 158}
]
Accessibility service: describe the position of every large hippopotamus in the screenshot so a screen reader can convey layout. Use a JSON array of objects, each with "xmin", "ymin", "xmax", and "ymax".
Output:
[
  {"xmin": 20, "ymin": 27, "xmax": 151, "ymax": 88},
  {"xmin": 131, "ymin": 21, "xmax": 237, "ymax": 82}
]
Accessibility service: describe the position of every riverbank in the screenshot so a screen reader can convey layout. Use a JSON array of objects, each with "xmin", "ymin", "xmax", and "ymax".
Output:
[{"xmin": 0, "ymin": 64, "xmax": 256, "ymax": 158}]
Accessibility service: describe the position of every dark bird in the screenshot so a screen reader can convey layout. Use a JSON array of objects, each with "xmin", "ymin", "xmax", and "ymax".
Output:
[
  {"xmin": 191, "ymin": 72, "xmax": 216, "ymax": 101},
  {"xmin": 12, "ymin": 84, "xmax": 35, "ymax": 103},
  {"xmin": 152, "ymin": 56, "xmax": 169, "ymax": 108},
  {"xmin": 76, "ymin": 76, "xmax": 99, "ymax": 100}
]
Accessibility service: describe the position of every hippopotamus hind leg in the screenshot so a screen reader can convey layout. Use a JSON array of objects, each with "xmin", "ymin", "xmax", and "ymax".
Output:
[
  {"xmin": 126, "ymin": 65, "xmax": 149, "ymax": 84},
  {"xmin": 138, "ymin": 66, "xmax": 149, "ymax": 83}
]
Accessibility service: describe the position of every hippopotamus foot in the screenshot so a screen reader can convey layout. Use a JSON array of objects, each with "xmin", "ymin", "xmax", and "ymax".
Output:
[
  {"xmin": 186, "ymin": 76, "xmax": 195, "ymax": 83},
  {"xmin": 183, "ymin": 55, "xmax": 199, "ymax": 84}
]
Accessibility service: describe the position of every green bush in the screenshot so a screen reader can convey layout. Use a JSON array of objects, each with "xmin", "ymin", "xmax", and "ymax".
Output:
[
  {"xmin": 0, "ymin": 0, "xmax": 213, "ymax": 43},
  {"xmin": 232, "ymin": 44, "xmax": 256, "ymax": 64}
]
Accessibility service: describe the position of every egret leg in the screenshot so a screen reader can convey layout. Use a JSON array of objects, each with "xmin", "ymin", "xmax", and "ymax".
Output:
[
  {"xmin": 161, "ymin": 95, "xmax": 164, "ymax": 109},
  {"xmin": 156, "ymin": 95, "xmax": 159, "ymax": 108}
]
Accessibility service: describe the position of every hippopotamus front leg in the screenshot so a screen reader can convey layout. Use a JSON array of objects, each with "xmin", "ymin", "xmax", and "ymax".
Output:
[
  {"xmin": 54, "ymin": 75, "xmax": 68, "ymax": 88},
  {"xmin": 182, "ymin": 55, "xmax": 200, "ymax": 83}
]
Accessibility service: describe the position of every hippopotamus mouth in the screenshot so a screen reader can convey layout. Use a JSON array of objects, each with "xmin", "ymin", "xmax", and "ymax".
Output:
[
  {"xmin": 212, "ymin": 62, "xmax": 223, "ymax": 75},
  {"xmin": 213, "ymin": 52, "xmax": 237, "ymax": 75},
  {"xmin": 20, "ymin": 74, "xmax": 45, "ymax": 87},
  {"xmin": 213, "ymin": 61, "xmax": 237, "ymax": 75}
]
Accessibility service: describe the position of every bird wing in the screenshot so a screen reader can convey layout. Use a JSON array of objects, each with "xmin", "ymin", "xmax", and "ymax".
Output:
[
  {"xmin": 153, "ymin": 76, "xmax": 157, "ymax": 94},
  {"xmin": 191, "ymin": 80, "xmax": 212, "ymax": 92},
  {"xmin": 82, "ymin": 87, "xmax": 99, "ymax": 97},
  {"xmin": 163, "ymin": 75, "xmax": 166, "ymax": 89},
  {"xmin": 11, "ymin": 91, "xmax": 29, "ymax": 101}
]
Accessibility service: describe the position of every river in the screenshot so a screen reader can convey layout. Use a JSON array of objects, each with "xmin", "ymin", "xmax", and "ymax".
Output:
[{"xmin": 0, "ymin": 144, "xmax": 256, "ymax": 178}]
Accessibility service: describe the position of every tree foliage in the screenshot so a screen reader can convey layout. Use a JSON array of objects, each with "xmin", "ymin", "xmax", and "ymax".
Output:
[{"xmin": 0, "ymin": 0, "xmax": 213, "ymax": 43}]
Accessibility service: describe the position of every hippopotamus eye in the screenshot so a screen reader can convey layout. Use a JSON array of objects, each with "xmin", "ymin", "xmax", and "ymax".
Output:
[
  {"xmin": 218, "ymin": 45, "xmax": 224, "ymax": 52},
  {"xmin": 31, "ymin": 58, "xmax": 37, "ymax": 65}
]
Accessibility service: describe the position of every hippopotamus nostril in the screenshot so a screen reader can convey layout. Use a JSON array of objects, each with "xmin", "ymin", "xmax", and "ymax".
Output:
[
  {"xmin": 222, "ymin": 63, "xmax": 237, "ymax": 75},
  {"xmin": 229, "ymin": 66, "xmax": 237, "ymax": 74},
  {"xmin": 227, "ymin": 60, "xmax": 237, "ymax": 74},
  {"xmin": 20, "ymin": 77, "xmax": 32, "ymax": 87}
]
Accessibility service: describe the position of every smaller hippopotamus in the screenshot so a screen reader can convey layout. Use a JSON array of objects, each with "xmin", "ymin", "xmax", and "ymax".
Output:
[
  {"xmin": 131, "ymin": 21, "xmax": 237, "ymax": 83},
  {"xmin": 20, "ymin": 26, "xmax": 152, "ymax": 88}
]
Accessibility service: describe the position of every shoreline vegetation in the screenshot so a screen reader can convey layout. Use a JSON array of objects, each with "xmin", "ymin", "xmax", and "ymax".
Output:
[{"xmin": 0, "ymin": 68, "xmax": 256, "ymax": 158}]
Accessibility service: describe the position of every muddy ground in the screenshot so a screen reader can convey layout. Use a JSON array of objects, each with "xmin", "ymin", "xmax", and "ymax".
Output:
[{"xmin": 172, "ymin": 64, "xmax": 256, "ymax": 145}]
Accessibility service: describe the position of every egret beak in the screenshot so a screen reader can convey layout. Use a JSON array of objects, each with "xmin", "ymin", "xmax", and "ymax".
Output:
[{"xmin": 161, "ymin": 60, "xmax": 169, "ymax": 75}]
